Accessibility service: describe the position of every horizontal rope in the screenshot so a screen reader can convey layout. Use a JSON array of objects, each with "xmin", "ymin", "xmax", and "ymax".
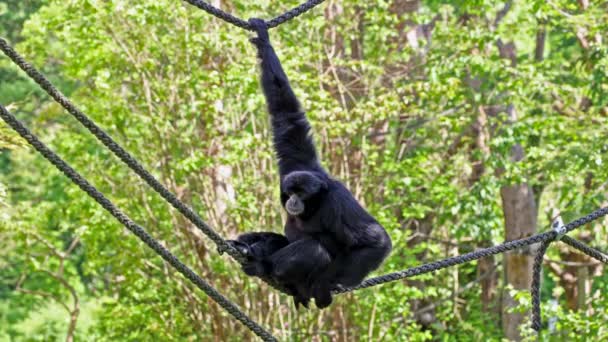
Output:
[
  {"xmin": 337, "ymin": 207, "xmax": 608, "ymax": 294},
  {"xmin": 336, "ymin": 231, "xmax": 554, "ymax": 293},
  {"xmin": 183, "ymin": 0, "xmax": 326, "ymax": 30},
  {"xmin": 0, "ymin": 104, "xmax": 277, "ymax": 341},
  {"xmin": 336, "ymin": 208, "xmax": 607, "ymax": 332}
]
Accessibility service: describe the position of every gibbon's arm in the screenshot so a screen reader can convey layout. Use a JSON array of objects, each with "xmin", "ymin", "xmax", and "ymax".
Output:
[{"xmin": 249, "ymin": 18, "xmax": 320, "ymax": 174}]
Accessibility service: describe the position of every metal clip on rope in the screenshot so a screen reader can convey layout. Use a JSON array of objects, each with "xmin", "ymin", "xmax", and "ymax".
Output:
[{"xmin": 552, "ymin": 216, "xmax": 567, "ymax": 241}]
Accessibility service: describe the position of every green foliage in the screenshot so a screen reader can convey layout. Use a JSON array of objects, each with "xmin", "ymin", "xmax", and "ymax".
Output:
[{"xmin": 1, "ymin": 0, "xmax": 607, "ymax": 340}]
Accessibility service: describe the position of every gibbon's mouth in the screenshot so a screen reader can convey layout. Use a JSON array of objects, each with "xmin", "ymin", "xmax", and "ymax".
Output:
[{"xmin": 286, "ymin": 195, "xmax": 305, "ymax": 216}]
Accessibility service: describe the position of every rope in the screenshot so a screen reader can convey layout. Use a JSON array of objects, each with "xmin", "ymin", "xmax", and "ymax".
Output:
[
  {"xmin": 337, "ymin": 232, "xmax": 555, "ymax": 293},
  {"xmin": 561, "ymin": 235, "xmax": 608, "ymax": 263},
  {"xmin": 528, "ymin": 233, "xmax": 608, "ymax": 331},
  {"xmin": 337, "ymin": 207, "xmax": 608, "ymax": 294},
  {"xmin": 529, "ymin": 233, "xmax": 608, "ymax": 331},
  {"xmin": 335, "ymin": 207, "xmax": 608, "ymax": 331},
  {"xmin": 531, "ymin": 240, "xmax": 551, "ymax": 331},
  {"xmin": 265, "ymin": 0, "xmax": 326, "ymax": 29},
  {"xmin": 183, "ymin": 0, "xmax": 326, "ymax": 30},
  {"xmin": 0, "ymin": 37, "xmax": 245, "ymax": 264},
  {"xmin": 0, "ymin": 104, "xmax": 277, "ymax": 342}
]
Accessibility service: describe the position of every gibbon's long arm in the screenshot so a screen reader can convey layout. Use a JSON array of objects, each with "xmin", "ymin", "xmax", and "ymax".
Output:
[{"xmin": 249, "ymin": 18, "xmax": 321, "ymax": 175}]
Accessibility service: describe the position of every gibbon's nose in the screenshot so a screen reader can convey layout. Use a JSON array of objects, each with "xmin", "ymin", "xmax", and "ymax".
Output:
[{"xmin": 286, "ymin": 194, "xmax": 305, "ymax": 216}]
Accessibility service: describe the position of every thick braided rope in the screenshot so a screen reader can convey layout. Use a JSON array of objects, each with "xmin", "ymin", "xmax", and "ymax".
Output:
[
  {"xmin": 183, "ymin": 0, "xmax": 326, "ymax": 30},
  {"xmin": 560, "ymin": 236, "xmax": 608, "ymax": 264},
  {"xmin": 528, "ymin": 234, "xmax": 608, "ymax": 331},
  {"xmin": 335, "ymin": 231, "xmax": 555, "ymax": 293},
  {"xmin": 337, "ymin": 206, "xmax": 608, "ymax": 294},
  {"xmin": 530, "ymin": 234, "xmax": 608, "ymax": 332},
  {"xmin": 0, "ymin": 104, "xmax": 277, "ymax": 342},
  {"xmin": 265, "ymin": 0, "xmax": 326, "ymax": 28},
  {"xmin": 0, "ymin": 37, "xmax": 246, "ymax": 264},
  {"xmin": 183, "ymin": 0, "xmax": 249, "ymax": 29},
  {"xmin": 531, "ymin": 239, "xmax": 552, "ymax": 331},
  {"xmin": 564, "ymin": 207, "xmax": 608, "ymax": 233}
]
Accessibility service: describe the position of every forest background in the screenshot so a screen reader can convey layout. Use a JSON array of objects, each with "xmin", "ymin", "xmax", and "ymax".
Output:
[{"xmin": 1, "ymin": 0, "xmax": 607, "ymax": 341}]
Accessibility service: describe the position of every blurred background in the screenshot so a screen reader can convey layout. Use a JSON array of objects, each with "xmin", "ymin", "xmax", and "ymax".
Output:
[{"xmin": 1, "ymin": 0, "xmax": 607, "ymax": 340}]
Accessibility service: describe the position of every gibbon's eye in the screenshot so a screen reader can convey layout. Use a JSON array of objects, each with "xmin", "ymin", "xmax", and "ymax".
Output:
[{"xmin": 287, "ymin": 186, "xmax": 302, "ymax": 196}]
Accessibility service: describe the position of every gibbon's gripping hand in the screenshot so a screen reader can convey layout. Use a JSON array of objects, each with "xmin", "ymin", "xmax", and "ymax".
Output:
[{"xmin": 248, "ymin": 18, "xmax": 270, "ymax": 47}]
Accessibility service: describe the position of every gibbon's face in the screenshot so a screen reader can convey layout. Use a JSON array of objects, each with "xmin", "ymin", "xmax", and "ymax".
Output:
[
  {"xmin": 282, "ymin": 171, "xmax": 326, "ymax": 216},
  {"xmin": 285, "ymin": 193, "xmax": 305, "ymax": 216}
]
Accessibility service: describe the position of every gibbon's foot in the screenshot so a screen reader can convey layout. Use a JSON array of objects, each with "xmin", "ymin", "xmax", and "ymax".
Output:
[
  {"xmin": 226, "ymin": 240, "xmax": 252, "ymax": 259},
  {"xmin": 312, "ymin": 280, "xmax": 333, "ymax": 309},
  {"xmin": 293, "ymin": 295, "xmax": 310, "ymax": 310},
  {"xmin": 248, "ymin": 18, "xmax": 269, "ymax": 42}
]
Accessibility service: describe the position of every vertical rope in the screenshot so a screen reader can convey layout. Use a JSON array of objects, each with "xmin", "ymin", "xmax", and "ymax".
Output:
[{"xmin": 531, "ymin": 239, "xmax": 552, "ymax": 331}]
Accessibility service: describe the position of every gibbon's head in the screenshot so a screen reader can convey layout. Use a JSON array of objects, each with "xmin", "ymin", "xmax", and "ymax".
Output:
[{"xmin": 282, "ymin": 171, "xmax": 328, "ymax": 216}]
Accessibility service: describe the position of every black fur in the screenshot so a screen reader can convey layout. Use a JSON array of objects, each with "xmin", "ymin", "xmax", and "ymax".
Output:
[{"xmin": 228, "ymin": 18, "xmax": 392, "ymax": 309}]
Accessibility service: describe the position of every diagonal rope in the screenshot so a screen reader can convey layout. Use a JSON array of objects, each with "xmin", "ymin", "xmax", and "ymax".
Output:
[
  {"xmin": 265, "ymin": 0, "xmax": 326, "ymax": 28},
  {"xmin": 0, "ymin": 37, "xmax": 245, "ymax": 264},
  {"xmin": 183, "ymin": 0, "xmax": 326, "ymax": 30},
  {"xmin": 0, "ymin": 37, "xmax": 306, "ymax": 295},
  {"xmin": 0, "ymin": 104, "xmax": 277, "ymax": 342},
  {"xmin": 560, "ymin": 236, "xmax": 608, "ymax": 264},
  {"xmin": 334, "ymin": 207, "xmax": 607, "ymax": 332}
]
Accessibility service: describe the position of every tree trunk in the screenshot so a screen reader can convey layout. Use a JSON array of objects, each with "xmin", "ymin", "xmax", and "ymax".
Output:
[
  {"xmin": 499, "ymin": 106, "xmax": 538, "ymax": 341},
  {"xmin": 478, "ymin": 243, "xmax": 498, "ymax": 312},
  {"xmin": 469, "ymin": 106, "xmax": 499, "ymax": 312}
]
